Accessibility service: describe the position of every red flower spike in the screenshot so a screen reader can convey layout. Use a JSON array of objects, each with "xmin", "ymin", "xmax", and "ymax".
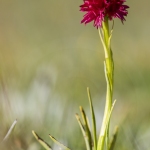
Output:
[{"xmin": 80, "ymin": 0, "xmax": 129, "ymax": 28}]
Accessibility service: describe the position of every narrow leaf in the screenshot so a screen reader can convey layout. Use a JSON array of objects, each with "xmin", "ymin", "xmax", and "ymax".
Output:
[
  {"xmin": 80, "ymin": 106, "xmax": 92, "ymax": 149},
  {"xmin": 75, "ymin": 114, "xmax": 91, "ymax": 150},
  {"xmin": 108, "ymin": 21, "xmax": 114, "ymax": 50},
  {"xmin": 98, "ymin": 28, "xmax": 108, "ymax": 58},
  {"xmin": 32, "ymin": 130, "xmax": 52, "ymax": 150},
  {"xmin": 104, "ymin": 61, "xmax": 112, "ymax": 92},
  {"xmin": 49, "ymin": 134, "xmax": 71, "ymax": 150},
  {"xmin": 87, "ymin": 87, "xmax": 97, "ymax": 150}
]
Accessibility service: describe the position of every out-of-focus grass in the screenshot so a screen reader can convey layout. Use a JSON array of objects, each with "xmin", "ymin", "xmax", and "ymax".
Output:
[{"xmin": 0, "ymin": 1, "xmax": 150, "ymax": 150}]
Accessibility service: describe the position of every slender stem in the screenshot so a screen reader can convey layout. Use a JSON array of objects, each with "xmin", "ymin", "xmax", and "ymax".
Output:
[{"xmin": 97, "ymin": 17, "xmax": 114, "ymax": 150}]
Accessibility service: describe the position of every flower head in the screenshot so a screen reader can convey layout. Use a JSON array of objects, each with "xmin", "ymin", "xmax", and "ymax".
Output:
[{"xmin": 80, "ymin": 0, "xmax": 129, "ymax": 28}]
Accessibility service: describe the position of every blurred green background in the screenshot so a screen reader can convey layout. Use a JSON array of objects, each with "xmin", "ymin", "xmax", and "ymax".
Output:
[{"xmin": 0, "ymin": 0, "xmax": 150, "ymax": 150}]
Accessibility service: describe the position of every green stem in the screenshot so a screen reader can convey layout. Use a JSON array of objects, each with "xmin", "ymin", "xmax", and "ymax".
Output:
[{"xmin": 97, "ymin": 17, "xmax": 114, "ymax": 150}]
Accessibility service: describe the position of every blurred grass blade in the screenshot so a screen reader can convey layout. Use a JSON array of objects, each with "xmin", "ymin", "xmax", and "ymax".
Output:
[
  {"xmin": 80, "ymin": 106, "xmax": 92, "ymax": 149},
  {"xmin": 97, "ymin": 100, "xmax": 116, "ymax": 150},
  {"xmin": 87, "ymin": 87, "xmax": 97, "ymax": 150},
  {"xmin": 3, "ymin": 119, "xmax": 17, "ymax": 141},
  {"xmin": 75, "ymin": 113, "xmax": 91, "ymax": 150},
  {"xmin": 49, "ymin": 134, "xmax": 71, "ymax": 150},
  {"xmin": 109, "ymin": 126, "xmax": 119, "ymax": 150},
  {"xmin": 32, "ymin": 130, "xmax": 52, "ymax": 150}
]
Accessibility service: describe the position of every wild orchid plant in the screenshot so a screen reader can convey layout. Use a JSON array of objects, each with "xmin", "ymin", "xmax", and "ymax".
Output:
[{"xmin": 32, "ymin": 0, "xmax": 129, "ymax": 150}]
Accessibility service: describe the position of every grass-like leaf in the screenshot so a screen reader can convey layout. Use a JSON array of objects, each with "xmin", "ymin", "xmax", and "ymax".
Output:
[
  {"xmin": 32, "ymin": 130, "xmax": 52, "ymax": 150},
  {"xmin": 49, "ymin": 134, "xmax": 71, "ymax": 150},
  {"xmin": 75, "ymin": 114, "xmax": 91, "ymax": 150},
  {"xmin": 3, "ymin": 119, "xmax": 17, "ymax": 142},
  {"xmin": 87, "ymin": 87, "xmax": 97, "ymax": 150},
  {"xmin": 79, "ymin": 106, "xmax": 92, "ymax": 149}
]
